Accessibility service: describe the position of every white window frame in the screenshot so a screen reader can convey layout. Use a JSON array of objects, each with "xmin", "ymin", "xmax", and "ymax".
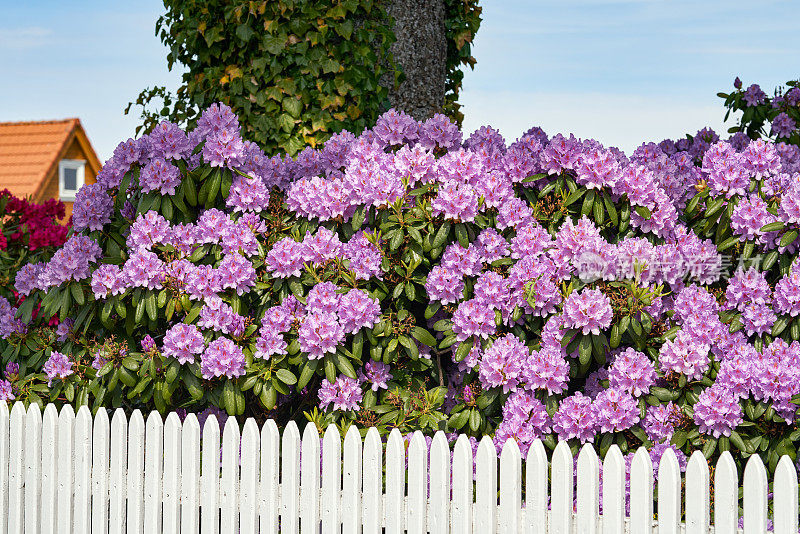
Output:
[{"xmin": 58, "ymin": 159, "xmax": 85, "ymax": 201}]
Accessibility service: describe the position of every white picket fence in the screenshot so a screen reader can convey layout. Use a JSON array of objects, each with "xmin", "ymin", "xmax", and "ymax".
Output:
[{"xmin": 0, "ymin": 402, "xmax": 798, "ymax": 533}]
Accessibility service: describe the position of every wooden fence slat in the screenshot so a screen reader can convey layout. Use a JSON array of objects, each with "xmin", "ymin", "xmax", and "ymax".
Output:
[
  {"xmin": 773, "ymin": 455, "xmax": 799, "ymax": 534},
  {"xmin": 0, "ymin": 402, "xmax": 9, "ymax": 534},
  {"xmin": 180, "ymin": 415, "xmax": 201, "ymax": 534},
  {"xmin": 551, "ymin": 441, "xmax": 573, "ymax": 534},
  {"xmin": 657, "ymin": 447, "xmax": 681, "ymax": 534},
  {"xmin": 23, "ymin": 404, "xmax": 41, "ymax": 534},
  {"xmin": 162, "ymin": 413, "xmax": 182, "ymax": 534},
  {"xmin": 685, "ymin": 451, "xmax": 710, "ymax": 534},
  {"xmin": 576, "ymin": 444, "xmax": 599, "ymax": 534},
  {"xmin": 341, "ymin": 425, "xmax": 362, "ymax": 534},
  {"xmin": 143, "ymin": 412, "xmax": 163, "ymax": 534},
  {"xmin": 499, "ymin": 439, "xmax": 521, "ymax": 534},
  {"xmin": 321, "ymin": 425, "xmax": 341, "ymax": 533},
  {"xmin": 90, "ymin": 409, "xmax": 110, "ymax": 534},
  {"xmin": 743, "ymin": 454, "xmax": 768, "ymax": 534},
  {"xmin": 281, "ymin": 421, "xmax": 301, "ymax": 533},
  {"xmin": 8, "ymin": 403, "xmax": 25, "ymax": 534},
  {"xmin": 385, "ymin": 428, "xmax": 405, "ymax": 534},
  {"xmin": 40, "ymin": 405, "xmax": 57, "ymax": 534},
  {"xmin": 602, "ymin": 446, "xmax": 625, "ymax": 534},
  {"xmin": 239, "ymin": 419, "xmax": 259, "ymax": 534},
  {"xmin": 713, "ymin": 452, "xmax": 738, "ymax": 534},
  {"xmin": 219, "ymin": 417, "xmax": 240, "ymax": 533},
  {"xmin": 451, "ymin": 435, "xmax": 473, "ymax": 534},
  {"xmin": 407, "ymin": 431, "xmax": 427, "ymax": 534},
  {"xmin": 73, "ymin": 407, "xmax": 92, "ymax": 534},
  {"xmin": 362, "ymin": 427, "xmax": 382, "ymax": 534},
  {"xmin": 56, "ymin": 405, "xmax": 74, "ymax": 534},
  {"xmin": 300, "ymin": 423, "xmax": 321, "ymax": 534},
  {"xmin": 428, "ymin": 432, "xmax": 449, "ymax": 533},
  {"xmin": 200, "ymin": 416, "xmax": 220, "ymax": 534},
  {"xmin": 126, "ymin": 410, "xmax": 145, "ymax": 534},
  {"xmin": 259, "ymin": 419, "xmax": 279, "ymax": 534},
  {"xmin": 525, "ymin": 440, "xmax": 547, "ymax": 534},
  {"xmin": 109, "ymin": 409, "xmax": 127, "ymax": 534},
  {"xmin": 475, "ymin": 436, "xmax": 497, "ymax": 534},
  {"xmin": 629, "ymin": 447, "xmax": 653, "ymax": 534}
]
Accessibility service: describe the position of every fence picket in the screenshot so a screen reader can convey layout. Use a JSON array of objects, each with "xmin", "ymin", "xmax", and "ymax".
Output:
[
  {"xmin": 300, "ymin": 423, "xmax": 321, "ymax": 534},
  {"xmin": 200, "ymin": 415, "xmax": 220, "ymax": 534},
  {"xmin": 362, "ymin": 427, "xmax": 382, "ymax": 534},
  {"xmin": 180, "ymin": 415, "xmax": 201, "ymax": 534},
  {"xmin": 657, "ymin": 447, "xmax": 681, "ymax": 534},
  {"xmin": 0, "ymin": 402, "xmax": 9, "ymax": 534},
  {"xmin": 40, "ymin": 404, "xmax": 57, "ymax": 534},
  {"xmin": 8, "ymin": 403, "xmax": 25, "ymax": 534},
  {"xmin": 109, "ymin": 409, "xmax": 127, "ymax": 534},
  {"xmin": 713, "ymin": 452, "xmax": 738, "ymax": 534},
  {"xmin": 56, "ymin": 405, "xmax": 74, "ymax": 534},
  {"xmin": 281, "ymin": 421, "xmax": 301, "ymax": 533},
  {"xmin": 498, "ymin": 439, "xmax": 521, "ymax": 534},
  {"xmin": 73, "ymin": 407, "xmax": 92, "ymax": 534},
  {"xmin": 238, "ymin": 419, "xmax": 259, "ymax": 534},
  {"xmin": 385, "ymin": 428, "xmax": 405, "ymax": 534},
  {"xmin": 685, "ymin": 451, "xmax": 710, "ymax": 534},
  {"xmin": 90, "ymin": 409, "xmax": 110, "ymax": 534},
  {"xmin": 428, "ymin": 432, "xmax": 449, "ymax": 534},
  {"xmin": 629, "ymin": 447, "xmax": 653, "ymax": 534},
  {"xmin": 219, "ymin": 418, "xmax": 240, "ymax": 533},
  {"xmin": 475, "ymin": 436, "xmax": 497, "ymax": 534},
  {"xmin": 551, "ymin": 441, "xmax": 573, "ymax": 534},
  {"xmin": 143, "ymin": 412, "xmax": 163, "ymax": 534},
  {"xmin": 407, "ymin": 431, "xmax": 427, "ymax": 533},
  {"xmin": 342, "ymin": 426, "xmax": 362, "ymax": 534},
  {"xmin": 23, "ymin": 404, "xmax": 41, "ymax": 534},
  {"xmin": 773, "ymin": 455, "xmax": 799, "ymax": 534},
  {"xmin": 126, "ymin": 410, "xmax": 145, "ymax": 534},
  {"xmin": 602, "ymin": 446, "xmax": 625, "ymax": 534},
  {"xmin": 321, "ymin": 425, "xmax": 341, "ymax": 533},
  {"xmin": 576, "ymin": 444, "xmax": 599, "ymax": 534},
  {"xmin": 525, "ymin": 440, "xmax": 547, "ymax": 534},
  {"xmin": 163, "ymin": 413, "xmax": 182, "ymax": 534},
  {"xmin": 451, "ymin": 435, "xmax": 473, "ymax": 534},
  {"xmin": 259, "ymin": 419, "xmax": 279, "ymax": 534},
  {"xmin": 743, "ymin": 454, "xmax": 768, "ymax": 534}
]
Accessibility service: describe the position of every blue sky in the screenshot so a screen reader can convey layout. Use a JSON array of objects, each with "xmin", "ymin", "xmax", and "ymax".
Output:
[{"xmin": 2, "ymin": 0, "xmax": 798, "ymax": 160}]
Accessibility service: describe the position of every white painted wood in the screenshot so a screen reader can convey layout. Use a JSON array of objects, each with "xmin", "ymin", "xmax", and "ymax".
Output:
[
  {"xmin": 259, "ymin": 419, "xmax": 279, "ymax": 534},
  {"xmin": 498, "ymin": 438, "xmax": 521, "ymax": 534},
  {"xmin": 7, "ymin": 403, "xmax": 25, "ymax": 534},
  {"xmin": 475, "ymin": 436, "xmax": 497, "ymax": 534},
  {"xmin": 550, "ymin": 441, "xmax": 573, "ymax": 534},
  {"xmin": 385, "ymin": 429, "xmax": 405, "ymax": 534},
  {"xmin": 180, "ymin": 415, "xmax": 201, "ymax": 534},
  {"xmin": 23, "ymin": 404, "xmax": 41, "ymax": 534},
  {"xmin": 200, "ymin": 415, "xmax": 220, "ymax": 534},
  {"xmin": 361, "ymin": 428, "xmax": 382, "ymax": 534},
  {"xmin": 56, "ymin": 405, "xmax": 75, "ymax": 534},
  {"xmin": 0, "ymin": 402, "xmax": 9, "ymax": 534},
  {"xmin": 629, "ymin": 447, "xmax": 653, "ymax": 534},
  {"xmin": 40, "ymin": 404, "xmax": 58, "ymax": 534},
  {"xmin": 239, "ymin": 419, "xmax": 259, "ymax": 534},
  {"xmin": 773, "ymin": 455, "xmax": 799, "ymax": 534},
  {"xmin": 602, "ymin": 446, "xmax": 625, "ymax": 534},
  {"xmin": 143, "ymin": 412, "xmax": 163, "ymax": 534},
  {"xmin": 657, "ymin": 447, "xmax": 681, "ymax": 534},
  {"xmin": 301, "ymin": 423, "xmax": 321, "ymax": 534},
  {"xmin": 742, "ymin": 454, "xmax": 767, "ymax": 534},
  {"xmin": 685, "ymin": 451, "xmax": 710, "ymax": 534},
  {"xmin": 451, "ymin": 435, "xmax": 473, "ymax": 534},
  {"xmin": 109, "ymin": 409, "xmax": 127, "ymax": 534},
  {"xmin": 126, "ymin": 410, "xmax": 145, "ymax": 534},
  {"xmin": 525, "ymin": 440, "xmax": 547, "ymax": 534},
  {"xmin": 428, "ymin": 432, "xmax": 449, "ymax": 534},
  {"xmin": 321, "ymin": 425, "xmax": 341, "ymax": 533},
  {"xmin": 407, "ymin": 431, "xmax": 427, "ymax": 533},
  {"xmin": 281, "ymin": 421, "xmax": 301, "ymax": 534},
  {"xmin": 91, "ymin": 409, "xmax": 110, "ymax": 534},
  {"xmin": 713, "ymin": 452, "xmax": 738, "ymax": 534},
  {"xmin": 162, "ymin": 413, "xmax": 182, "ymax": 534},
  {"xmin": 576, "ymin": 444, "xmax": 599, "ymax": 534},
  {"xmin": 341, "ymin": 425, "xmax": 362, "ymax": 534},
  {"xmin": 219, "ymin": 417, "xmax": 240, "ymax": 534},
  {"xmin": 73, "ymin": 407, "xmax": 92, "ymax": 534}
]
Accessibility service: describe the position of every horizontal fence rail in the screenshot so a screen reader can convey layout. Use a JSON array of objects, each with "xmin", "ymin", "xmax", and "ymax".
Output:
[{"xmin": 0, "ymin": 402, "xmax": 798, "ymax": 533}]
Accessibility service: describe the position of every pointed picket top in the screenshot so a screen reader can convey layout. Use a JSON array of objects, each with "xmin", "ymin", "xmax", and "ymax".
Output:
[
  {"xmin": 499, "ymin": 438, "xmax": 521, "ymax": 534},
  {"xmin": 341, "ymin": 425, "xmax": 362, "ymax": 534},
  {"xmin": 551, "ymin": 441, "xmax": 574, "ymax": 534},
  {"xmin": 713, "ymin": 451, "xmax": 738, "ymax": 534},
  {"xmin": 40, "ymin": 402, "xmax": 59, "ymax": 534},
  {"xmin": 163, "ymin": 412, "xmax": 183, "ymax": 534},
  {"xmin": 23, "ymin": 402, "xmax": 41, "ymax": 534},
  {"xmin": 407, "ymin": 431, "xmax": 428, "ymax": 533},
  {"xmin": 144, "ymin": 410, "xmax": 165, "ymax": 534},
  {"xmin": 90, "ymin": 407, "xmax": 110, "ymax": 534},
  {"xmin": 685, "ymin": 450, "xmax": 710, "ymax": 534},
  {"xmin": 385, "ymin": 428, "xmax": 405, "ymax": 534},
  {"xmin": 525, "ymin": 439, "xmax": 548, "ymax": 534},
  {"xmin": 239, "ymin": 418, "xmax": 260, "ymax": 534},
  {"xmin": 657, "ymin": 446, "xmax": 681, "ymax": 534},
  {"xmin": 181, "ymin": 413, "xmax": 202, "ymax": 534},
  {"xmin": 8, "ymin": 402, "xmax": 26, "ymax": 533},
  {"xmin": 602, "ymin": 445, "xmax": 626, "ymax": 534},
  {"xmin": 629, "ymin": 447, "xmax": 654, "ymax": 534},
  {"xmin": 773, "ymin": 454, "xmax": 799, "ymax": 534},
  {"xmin": 475, "ymin": 436, "xmax": 498, "ymax": 534},
  {"xmin": 281, "ymin": 420, "xmax": 302, "ymax": 534},
  {"xmin": 321, "ymin": 424, "xmax": 341, "ymax": 533},
  {"xmin": 743, "ymin": 453, "xmax": 768, "ymax": 534},
  {"xmin": 73, "ymin": 406, "xmax": 93, "ymax": 534},
  {"xmin": 451, "ymin": 434, "xmax": 473, "ymax": 534},
  {"xmin": 301, "ymin": 422, "xmax": 321, "ymax": 534},
  {"xmin": 362, "ymin": 427, "xmax": 383, "ymax": 534},
  {"xmin": 219, "ymin": 414, "xmax": 240, "ymax": 534},
  {"xmin": 429, "ymin": 431, "xmax": 450, "ymax": 534},
  {"xmin": 259, "ymin": 418, "xmax": 280, "ymax": 534},
  {"xmin": 127, "ymin": 410, "xmax": 146, "ymax": 534},
  {"xmin": 575, "ymin": 444, "xmax": 599, "ymax": 534}
]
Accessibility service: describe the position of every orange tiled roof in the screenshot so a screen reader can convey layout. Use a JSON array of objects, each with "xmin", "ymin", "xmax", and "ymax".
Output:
[{"xmin": 0, "ymin": 118, "xmax": 84, "ymax": 199}]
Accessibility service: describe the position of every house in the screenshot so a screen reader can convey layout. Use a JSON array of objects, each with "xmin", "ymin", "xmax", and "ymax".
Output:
[{"xmin": 0, "ymin": 118, "xmax": 102, "ymax": 221}]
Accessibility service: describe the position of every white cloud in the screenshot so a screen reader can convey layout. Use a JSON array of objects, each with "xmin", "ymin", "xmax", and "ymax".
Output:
[
  {"xmin": 0, "ymin": 27, "xmax": 52, "ymax": 50},
  {"xmin": 460, "ymin": 90, "xmax": 729, "ymax": 155}
]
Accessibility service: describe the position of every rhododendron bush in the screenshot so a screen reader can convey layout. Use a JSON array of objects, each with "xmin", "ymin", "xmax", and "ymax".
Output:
[{"xmin": 5, "ymin": 102, "xmax": 800, "ymax": 479}]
